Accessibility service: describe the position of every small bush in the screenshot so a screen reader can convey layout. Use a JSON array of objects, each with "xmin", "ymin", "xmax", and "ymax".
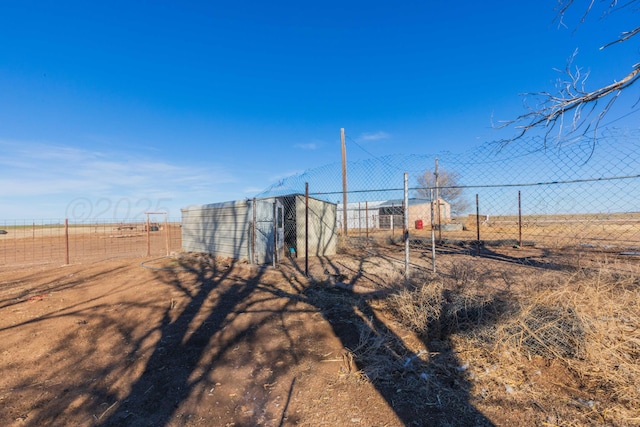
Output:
[
  {"xmin": 498, "ymin": 300, "xmax": 585, "ymax": 359},
  {"xmin": 387, "ymin": 281, "xmax": 443, "ymax": 336},
  {"xmin": 386, "ymin": 275, "xmax": 507, "ymax": 340}
]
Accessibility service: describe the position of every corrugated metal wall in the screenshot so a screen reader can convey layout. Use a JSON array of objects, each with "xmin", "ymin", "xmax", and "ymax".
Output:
[
  {"xmin": 295, "ymin": 195, "xmax": 338, "ymax": 258},
  {"xmin": 181, "ymin": 195, "xmax": 337, "ymax": 264},
  {"xmin": 253, "ymin": 198, "xmax": 277, "ymax": 264},
  {"xmin": 181, "ymin": 200, "xmax": 252, "ymax": 260}
]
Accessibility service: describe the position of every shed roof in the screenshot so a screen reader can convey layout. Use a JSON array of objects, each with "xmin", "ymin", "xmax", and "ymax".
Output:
[{"xmin": 181, "ymin": 194, "xmax": 336, "ymax": 212}]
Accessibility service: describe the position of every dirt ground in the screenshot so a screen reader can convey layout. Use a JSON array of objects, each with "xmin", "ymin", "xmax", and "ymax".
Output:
[
  {"xmin": 0, "ymin": 246, "xmax": 635, "ymax": 426},
  {"xmin": 0, "ymin": 254, "xmax": 410, "ymax": 427}
]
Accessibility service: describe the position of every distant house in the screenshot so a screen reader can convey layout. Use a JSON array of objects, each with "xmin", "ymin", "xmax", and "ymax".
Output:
[
  {"xmin": 337, "ymin": 198, "xmax": 450, "ymax": 231},
  {"xmin": 181, "ymin": 195, "xmax": 338, "ymax": 264}
]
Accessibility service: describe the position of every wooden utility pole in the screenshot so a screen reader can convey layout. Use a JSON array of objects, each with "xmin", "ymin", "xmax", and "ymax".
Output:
[{"xmin": 341, "ymin": 128, "xmax": 348, "ymax": 236}]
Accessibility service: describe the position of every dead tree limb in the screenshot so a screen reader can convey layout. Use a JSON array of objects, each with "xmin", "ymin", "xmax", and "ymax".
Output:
[{"xmin": 499, "ymin": 0, "xmax": 640, "ymax": 146}]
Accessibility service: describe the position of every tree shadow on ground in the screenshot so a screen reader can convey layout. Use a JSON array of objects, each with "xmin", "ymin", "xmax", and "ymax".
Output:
[
  {"xmin": 2, "ymin": 251, "xmax": 505, "ymax": 426},
  {"xmin": 101, "ymin": 258, "xmax": 238, "ymax": 425},
  {"xmin": 411, "ymin": 239, "xmax": 579, "ymax": 272},
  {"xmin": 299, "ymin": 255, "xmax": 499, "ymax": 426},
  {"xmin": 95, "ymin": 249, "xmax": 503, "ymax": 426},
  {"xmin": 0, "ymin": 263, "xmax": 165, "ymax": 426},
  {"xmin": 98, "ymin": 254, "xmax": 330, "ymax": 426}
]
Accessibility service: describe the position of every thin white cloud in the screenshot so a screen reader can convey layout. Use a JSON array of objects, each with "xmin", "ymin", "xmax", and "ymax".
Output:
[
  {"xmin": 0, "ymin": 138, "xmax": 241, "ymax": 218},
  {"xmin": 358, "ymin": 131, "xmax": 391, "ymax": 142},
  {"xmin": 294, "ymin": 142, "xmax": 317, "ymax": 150}
]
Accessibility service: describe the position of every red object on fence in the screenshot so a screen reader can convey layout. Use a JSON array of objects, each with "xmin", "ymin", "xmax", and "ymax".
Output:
[{"xmin": 415, "ymin": 219, "xmax": 424, "ymax": 230}]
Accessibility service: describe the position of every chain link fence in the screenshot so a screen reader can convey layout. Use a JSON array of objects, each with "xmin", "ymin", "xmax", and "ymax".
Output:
[
  {"xmin": 258, "ymin": 128, "xmax": 640, "ymax": 274},
  {"xmin": 3, "ymin": 129, "xmax": 639, "ymax": 272}
]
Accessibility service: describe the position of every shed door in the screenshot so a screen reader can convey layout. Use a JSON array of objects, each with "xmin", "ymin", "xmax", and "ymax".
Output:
[
  {"xmin": 254, "ymin": 199, "xmax": 273, "ymax": 264},
  {"xmin": 274, "ymin": 199, "xmax": 284, "ymax": 264},
  {"xmin": 253, "ymin": 198, "xmax": 285, "ymax": 265}
]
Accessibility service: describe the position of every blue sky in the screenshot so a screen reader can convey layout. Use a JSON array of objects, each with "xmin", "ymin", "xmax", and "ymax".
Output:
[{"xmin": 1, "ymin": 1, "xmax": 638, "ymax": 219}]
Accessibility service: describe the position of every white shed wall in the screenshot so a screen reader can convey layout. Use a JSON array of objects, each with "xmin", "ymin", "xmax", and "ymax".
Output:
[
  {"xmin": 181, "ymin": 200, "xmax": 252, "ymax": 260},
  {"xmin": 182, "ymin": 195, "xmax": 338, "ymax": 264},
  {"xmin": 295, "ymin": 195, "xmax": 338, "ymax": 258}
]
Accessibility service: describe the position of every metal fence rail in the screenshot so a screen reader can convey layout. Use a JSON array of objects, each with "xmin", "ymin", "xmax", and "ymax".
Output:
[
  {"xmin": 4, "ymin": 130, "xmax": 640, "ymax": 273},
  {"xmin": 256, "ymin": 129, "xmax": 640, "ymax": 274}
]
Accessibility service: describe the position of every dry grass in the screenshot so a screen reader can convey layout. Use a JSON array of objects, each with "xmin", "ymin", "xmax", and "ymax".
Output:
[
  {"xmin": 346, "ymin": 256, "xmax": 640, "ymax": 426},
  {"xmin": 560, "ymin": 270, "xmax": 639, "ymax": 418},
  {"xmin": 497, "ymin": 293, "xmax": 586, "ymax": 359},
  {"xmin": 473, "ymin": 266, "xmax": 640, "ymax": 425},
  {"xmin": 386, "ymin": 281, "xmax": 444, "ymax": 336},
  {"xmin": 290, "ymin": 239, "xmax": 640, "ymax": 424}
]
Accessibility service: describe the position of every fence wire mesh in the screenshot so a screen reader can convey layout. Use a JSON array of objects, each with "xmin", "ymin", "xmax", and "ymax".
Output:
[
  {"xmin": 0, "ymin": 218, "xmax": 181, "ymax": 267},
  {"xmin": 258, "ymin": 129, "xmax": 640, "ymax": 273},
  {"xmin": 3, "ymin": 129, "xmax": 640, "ymax": 272}
]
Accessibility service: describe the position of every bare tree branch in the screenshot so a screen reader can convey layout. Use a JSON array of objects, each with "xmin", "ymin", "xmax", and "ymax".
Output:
[
  {"xmin": 500, "ymin": 0, "xmax": 640, "ymax": 146},
  {"xmin": 601, "ymin": 26, "xmax": 640, "ymax": 48},
  {"xmin": 499, "ymin": 62, "xmax": 640, "ymax": 144}
]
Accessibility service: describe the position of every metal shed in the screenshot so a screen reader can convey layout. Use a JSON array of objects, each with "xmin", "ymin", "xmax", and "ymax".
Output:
[{"xmin": 181, "ymin": 195, "xmax": 338, "ymax": 264}]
